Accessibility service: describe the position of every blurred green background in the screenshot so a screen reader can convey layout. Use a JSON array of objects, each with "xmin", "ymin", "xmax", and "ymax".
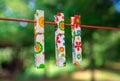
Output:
[{"xmin": 0, "ymin": 0, "xmax": 120, "ymax": 81}]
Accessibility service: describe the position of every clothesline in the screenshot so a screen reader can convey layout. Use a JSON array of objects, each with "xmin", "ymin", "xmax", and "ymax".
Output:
[{"xmin": 0, "ymin": 17, "xmax": 120, "ymax": 30}]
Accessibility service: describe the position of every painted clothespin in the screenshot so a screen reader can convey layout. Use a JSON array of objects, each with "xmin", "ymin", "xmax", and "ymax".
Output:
[
  {"xmin": 55, "ymin": 13, "xmax": 66, "ymax": 66},
  {"xmin": 71, "ymin": 15, "xmax": 82, "ymax": 66},
  {"xmin": 34, "ymin": 10, "xmax": 45, "ymax": 68}
]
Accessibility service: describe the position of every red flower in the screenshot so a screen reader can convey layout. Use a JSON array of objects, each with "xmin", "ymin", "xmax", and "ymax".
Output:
[
  {"xmin": 74, "ymin": 42, "xmax": 82, "ymax": 51},
  {"xmin": 57, "ymin": 13, "xmax": 61, "ymax": 16},
  {"xmin": 74, "ymin": 15, "xmax": 81, "ymax": 28},
  {"xmin": 74, "ymin": 15, "xmax": 81, "ymax": 24},
  {"xmin": 57, "ymin": 34, "xmax": 62, "ymax": 43}
]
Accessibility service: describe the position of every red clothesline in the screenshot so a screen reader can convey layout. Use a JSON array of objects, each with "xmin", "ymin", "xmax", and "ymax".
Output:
[{"xmin": 0, "ymin": 18, "xmax": 120, "ymax": 30}]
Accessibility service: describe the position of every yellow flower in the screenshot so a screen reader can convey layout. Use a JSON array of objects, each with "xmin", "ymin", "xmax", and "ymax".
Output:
[
  {"xmin": 59, "ymin": 47, "xmax": 64, "ymax": 52},
  {"xmin": 76, "ymin": 18, "xmax": 80, "ymax": 23},
  {"xmin": 38, "ymin": 17, "xmax": 44, "ymax": 28},
  {"xmin": 59, "ymin": 21, "xmax": 64, "ymax": 31},
  {"xmin": 74, "ymin": 61, "xmax": 80, "ymax": 66}
]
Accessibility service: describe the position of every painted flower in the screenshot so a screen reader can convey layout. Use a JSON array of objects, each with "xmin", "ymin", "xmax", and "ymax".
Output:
[
  {"xmin": 74, "ymin": 61, "xmax": 80, "ymax": 66},
  {"xmin": 77, "ymin": 54, "xmax": 81, "ymax": 59},
  {"xmin": 77, "ymin": 36, "xmax": 81, "ymax": 40},
  {"xmin": 57, "ymin": 13, "xmax": 61, "ymax": 16},
  {"xmin": 74, "ymin": 41, "xmax": 82, "ymax": 51},
  {"xmin": 35, "ymin": 42, "xmax": 43, "ymax": 54},
  {"xmin": 59, "ymin": 47, "xmax": 64, "ymax": 52},
  {"xmin": 74, "ymin": 15, "xmax": 80, "ymax": 24},
  {"xmin": 73, "ymin": 15, "xmax": 81, "ymax": 29},
  {"xmin": 77, "ymin": 30, "xmax": 81, "ymax": 35},
  {"xmin": 38, "ymin": 17, "xmax": 44, "ymax": 28},
  {"xmin": 76, "ymin": 18, "xmax": 80, "ymax": 23},
  {"xmin": 57, "ymin": 35, "xmax": 60, "ymax": 44},
  {"xmin": 56, "ymin": 34, "xmax": 62, "ymax": 44},
  {"xmin": 59, "ymin": 21, "xmax": 64, "ymax": 31}
]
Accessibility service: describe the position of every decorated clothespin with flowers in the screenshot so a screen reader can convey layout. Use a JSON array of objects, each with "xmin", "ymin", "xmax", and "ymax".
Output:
[
  {"xmin": 55, "ymin": 13, "xmax": 66, "ymax": 66},
  {"xmin": 71, "ymin": 15, "xmax": 82, "ymax": 66},
  {"xmin": 34, "ymin": 10, "xmax": 45, "ymax": 68}
]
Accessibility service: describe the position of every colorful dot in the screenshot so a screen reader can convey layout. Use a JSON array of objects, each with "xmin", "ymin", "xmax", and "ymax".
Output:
[
  {"xmin": 59, "ymin": 21, "xmax": 64, "ymax": 31},
  {"xmin": 59, "ymin": 47, "xmax": 64, "ymax": 52},
  {"xmin": 38, "ymin": 17, "xmax": 44, "ymax": 28},
  {"xmin": 77, "ymin": 54, "xmax": 81, "ymax": 59},
  {"xmin": 74, "ymin": 61, "xmax": 80, "ymax": 66},
  {"xmin": 35, "ymin": 42, "xmax": 43, "ymax": 54},
  {"xmin": 37, "ymin": 64, "xmax": 45, "ymax": 68},
  {"xmin": 76, "ymin": 18, "xmax": 80, "ymax": 23}
]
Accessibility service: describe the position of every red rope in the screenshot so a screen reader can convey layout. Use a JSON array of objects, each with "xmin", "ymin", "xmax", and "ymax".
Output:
[
  {"xmin": 0, "ymin": 18, "xmax": 36, "ymax": 23},
  {"xmin": 81, "ymin": 25, "xmax": 120, "ymax": 30},
  {"xmin": 0, "ymin": 17, "xmax": 120, "ymax": 30}
]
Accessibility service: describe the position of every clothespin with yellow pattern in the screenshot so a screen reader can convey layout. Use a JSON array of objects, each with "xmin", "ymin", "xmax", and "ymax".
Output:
[{"xmin": 34, "ymin": 10, "xmax": 45, "ymax": 68}]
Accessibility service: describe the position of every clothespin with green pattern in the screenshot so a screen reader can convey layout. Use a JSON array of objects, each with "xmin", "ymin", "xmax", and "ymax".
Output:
[{"xmin": 34, "ymin": 10, "xmax": 45, "ymax": 68}]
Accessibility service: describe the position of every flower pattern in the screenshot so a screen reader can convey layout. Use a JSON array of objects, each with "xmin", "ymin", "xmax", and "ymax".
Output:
[
  {"xmin": 59, "ymin": 21, "xmax": 64, "ymax": 31},
  {"xmin": 74, "ymin": 15, "xmax": 80, "ymax": 24},
  {"xmin": 34, "ymin": 10, "xmax": 45, "ymax": 68},
  {"xmin": 77, "ymin": 54, "xmax": 81, "ymax": 59},
  {"xmin": 36, "ymin": 42, "xmax": 43, "ymax": 54},
  {"xmin": 34, "ymin": 10, "xmax": 82, "ymax": 68},
  {"xmin": 38, "ymin": 17, "xmax": 44, "ymax": 28},
  {"xmin": 55, "ymin": 13, "xmax": 66, "ymax": 67},
  {"xmin": 74, "ymin": 61, "xmax": 80, "ymax": 66},
  {"xmin": 74, "ymin": 41, "xmax": 82, "ymax": 51},
  {"xmin": 56, "ymin": 33, "xmax": 62, "ymax": 44},
  {"xmin": 71, "ymin": 15, "xmax": 82, "ymax": 66},
  {"xmin": 77, "ymin": 30, "xmax": 81, "ymax": 35},
  {"xmin": 60, "ymin": 47, "xmax": 64, "ymax": 52}
]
